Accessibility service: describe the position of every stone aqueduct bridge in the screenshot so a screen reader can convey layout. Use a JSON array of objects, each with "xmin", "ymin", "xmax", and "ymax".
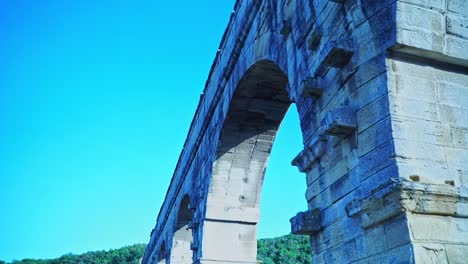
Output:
[{"xmin": 143, "ymin": 0, "xmax": 468, "ymax": 263}]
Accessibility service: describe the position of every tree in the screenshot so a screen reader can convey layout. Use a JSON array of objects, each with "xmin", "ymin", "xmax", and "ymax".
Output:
[{"xmin": 4, "ymin": 235, "xmax": 310, "ymax": 264}]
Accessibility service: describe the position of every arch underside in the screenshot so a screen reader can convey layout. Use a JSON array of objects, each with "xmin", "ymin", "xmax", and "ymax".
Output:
[{"xmin": 202, "ymin": 60, "xmax": 291, "ymax": 263}]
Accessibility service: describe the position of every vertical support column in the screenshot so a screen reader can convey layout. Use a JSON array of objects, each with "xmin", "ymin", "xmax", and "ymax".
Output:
[
  {"xmin": 386, "ymin": 52, "xmax": 468, "ymax": 262},
  {"xmin": 388, "ymin": 0, "xmax": 468, "ymax": 262},
  {"xmin": 198, "ymin": 220, "xmax": 260, "ymax": 264}
]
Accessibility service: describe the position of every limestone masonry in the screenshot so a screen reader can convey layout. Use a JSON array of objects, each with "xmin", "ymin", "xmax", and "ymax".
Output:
[{"xmin": 143, "ymin": 0, "xmax": 468, "ymax": 263}]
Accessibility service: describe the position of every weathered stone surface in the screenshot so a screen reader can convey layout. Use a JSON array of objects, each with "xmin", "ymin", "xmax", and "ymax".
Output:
[
  {"xmin": 292, "ymin": 135, "xmax": 327, "ymax": 173},
  {"xmin": 322, "ymin": 106, "xmax": 357, "ymax": 137},
  {"xmin": 142, "ymin": 1, "xmax": 468, "ymax": 264},
  {"xmin": 301, "ymin": 76, "xmax": 324, "ymax": 98},
  {"xmin": 319, "ymin": 39, "xmax": 354, "ymax": 69},
  {"xmin": 445, "ymin": 244, "xmax": 468, "ymax": 264},
  {"xmin": 290, "ymin": 209, "xmax": 322, "ymax": 235}
]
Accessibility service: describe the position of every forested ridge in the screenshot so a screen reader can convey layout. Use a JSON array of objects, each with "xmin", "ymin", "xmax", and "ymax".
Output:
[{"xmin": 2, "ymin": 234, "xmax": 311, "ymax": 264}]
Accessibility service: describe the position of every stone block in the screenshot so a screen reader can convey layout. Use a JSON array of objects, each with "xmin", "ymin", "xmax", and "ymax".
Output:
[
  {"xmin": 448, "ymin": 0, "xmax": 468, "ymax": 15},
  {"xmin": 392, "ymin": 116, "xmax": 452, "ymax": 146},
  {"xmin": 313, "ymin": 219, "xmax": 346, "ymax": 252},
  {"xmin": 394, "ymin": 139, "xmax": 447, "ymax": 164},
  {"xmin": 319, "ymin": 39, "xmax": 354, "ymax": 69},
  {"xmin": 446, "ymin": 35, "xmax": 468, "ymax": 61},
  {"xmin": 457, "ymin": 201, "xmax": 468, "ymax": 217},
  {"xmin": 322, "ymin": 106, "xmax": 357, "ymax": 137},
  {"xmin": 400, "ymin": 181, "xmax": 460, "ymax": 216},
  {"xmin": 390, "ymin": 93, "xmax": 440, "ymax": 121},
  {"xmin": 441, "ymin": 103, "xmax": 468, "ymax": 126},
  {"xmin": 359, "ymin": 179, "xmax": 404, "ymax": 229},
  {"xmin": 301, "ymin": 76, "xmax": 325, "ymax": 98},
  {"xmin": 358, "ymin": 117, "xmax": 392, "ymax": 157},
  {"xmin": 306, "ymin": 166, "xmax": 322, "ymax": 186},
  {"xmin": 397, "ymin": 158, "xmax": 451, "ymax": 185},
  {"xmin": 437, "ymin": 82, "xmax": 468, "ymax": 109},
  {"xmin": 447, "ymin": 14, "xmax": 468, "ymax": 39},
  {"xmin": 306, "ymin": 158, "xmax": 349, "ymax": 201},
  {"xmin": 345, "ymin": 199, "xmax": 362, "ymax": 217},
  {"xmin": 348, "ymin": 72, "xmax": 388, "ymax": 110},
  {"xmin": 292, "ymin": 135, "xmax": 328, "ymax": 173},
  {"xmin": 399, "ymin": 0, "xmax": 445, "ymax": 12},
  {"xmin": 324, "ymin": 240, "xmax": 358, "ymax": 263},
  {"xmin": 445, "ymin": 146, "xmax": 468, "ymax": 170},
  {"xmin": 383, "ymin": 215, "xmax": 411, "ymax": 248},
  {"xmin": 355, "ymin": 227, "xmax": 387, "ymax": 259},
  {"xmin": 353, "ymin": 244, "xmax": 414, "ymax": 264},
  {"xmin": 357, "ymin": 94, "xmax": 390, "ymax": 133},
  {"xmin": 408, "ymin": 214, "xmax": 468, "ymax": 243},
  {"xmin": 413, "ymin": 243, "xmax": 448, "ymax": 264},
  {"xmin": 290, "ymin": 209, "xmax": 322, "ymax": 235},
  {"xmin": 445, "ymin": 244, "xmax": 468, "ymax": 264},
  {"xmin": 388, "ymin": 73, "xmax": 437, "ymax": 102},
  {"xmin": 397, "ymin": 2, "xmax": 445, "ymax": 34},
  {"xmin": 292, "ymin": 149, "xmax": 316, "ymax": 173}
]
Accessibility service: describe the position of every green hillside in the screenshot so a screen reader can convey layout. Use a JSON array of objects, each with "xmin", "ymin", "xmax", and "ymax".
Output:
[
  {"xmin": 258, "ymin": 235, "xmax": 311, "ymax": 264},
  {"xmin": 3, "ymin": 234, "xmax": 311, "ymax": 264}
]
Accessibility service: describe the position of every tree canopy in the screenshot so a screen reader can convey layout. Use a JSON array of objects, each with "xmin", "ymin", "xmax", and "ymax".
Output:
[{"xmin": 4, "ymin": 235, "xmax": 311, "ymax": 264}]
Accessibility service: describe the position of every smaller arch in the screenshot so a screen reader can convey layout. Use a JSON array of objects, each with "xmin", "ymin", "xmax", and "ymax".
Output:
[
  {"xmin": 157, "ymin": 242, "xmax": 167, "ymax": 264},
  {"xmin": 170, "ymin": 195, "xmax": 195, "ymax": 264}
]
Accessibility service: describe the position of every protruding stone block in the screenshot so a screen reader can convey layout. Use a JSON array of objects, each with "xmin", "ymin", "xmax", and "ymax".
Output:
[
  {"xmin": 301, "ymin": 77, "xmax": 324, "ymax": 98},
  {"xmin": 322, "ymin": 106, "xmax": 357, "ymax": 137},
  {"xmin": 345, "ymin": 199, "xmax": 362, "ymax": 217},
  {"xmin": 292, "ymin": 135, "xmax": 327, "ymax": 172},
  {"xmin": 290, "ymin": 209, "xmax": 322, "ymax": 235},
  {"xmin": 320, "ymin": 39, "xmax": 354, "ymax": 68},
  {"xmin": 292, "ymin": 149, "xmax": 314, "ymax": 173}
]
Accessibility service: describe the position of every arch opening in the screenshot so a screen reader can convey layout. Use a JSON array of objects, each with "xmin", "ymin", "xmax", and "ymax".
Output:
[
  {"xmin": 203, "ymin": 60, "xmax": 295, "ymax": 263},
  {"xmin": 170, "ymin": 195, "xmax": 194, "ymax": 264}
]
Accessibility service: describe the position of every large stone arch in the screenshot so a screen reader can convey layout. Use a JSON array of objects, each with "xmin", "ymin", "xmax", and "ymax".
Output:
[{"xmin": 201, "ymin": 59, "xmax": 294, "ymax": 263}]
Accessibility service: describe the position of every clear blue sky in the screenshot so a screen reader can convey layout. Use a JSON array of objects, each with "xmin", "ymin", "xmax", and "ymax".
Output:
[{"xmin": 0, "ymin": 0, "xmax": 307, "ymax": 262}]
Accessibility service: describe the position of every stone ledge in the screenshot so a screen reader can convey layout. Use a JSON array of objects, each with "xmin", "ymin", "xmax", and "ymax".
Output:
[
  {"xmin": 292, "ymin": 135, "xmax": 328, "ymax": 173},
  {"xmin": 290, "ymin": 209, "xmax": 323, "ymax": 235},
  {"xmin": 322, "ymin": 106, "xmax": 357, "ymax": 137},
  {"xmin": 319, "ymin": 39, "xmax": 355, "ymax": 69},
  {"xmin": 301, "ymin": 76, "xmax": 325, "ymax": 98},
  {"xmin": 391, "ymin": 44, "xmax": 468, "ymax": 67},
  {"xmin": 346, "ymin": 179, "xmax": 468, "ymax": 229}
]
